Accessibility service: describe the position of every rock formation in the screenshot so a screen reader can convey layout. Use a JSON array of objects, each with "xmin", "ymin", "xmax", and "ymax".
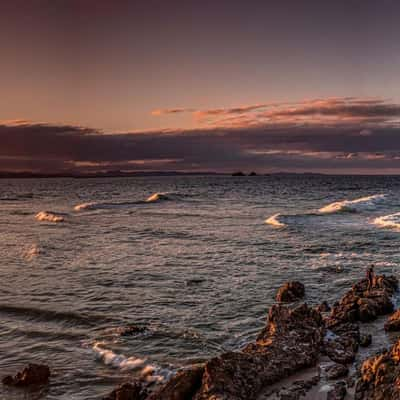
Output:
[
  {"xmin": 275, "ymin": 281, "xmax": 305, "ymax": 302},
  {"xmin": 2, "ymin": 363, "xmax": 50, "ymax": 386}
]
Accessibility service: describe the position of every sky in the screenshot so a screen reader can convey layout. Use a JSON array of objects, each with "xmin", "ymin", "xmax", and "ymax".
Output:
[{"xmin": 1, "ymin": 0, "xmax": 400, "ymax": 174}]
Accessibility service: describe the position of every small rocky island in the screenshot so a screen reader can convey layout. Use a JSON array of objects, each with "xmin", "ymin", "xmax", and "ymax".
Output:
[{"xmin": 4, "ymin": 269, "xmax": 400, "ymax": 400}]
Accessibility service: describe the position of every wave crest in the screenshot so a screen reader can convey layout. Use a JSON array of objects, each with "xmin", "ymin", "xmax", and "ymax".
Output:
[
  {"xmin": 318, "ymin": 194, "xmax": 385, "ymax": 214},
  {"xmin": 373, "ymin": 212, "xmax": 400, "ymax": 230},
  {"xmin": 146, "ymin": 192, "xmax": 171, "ymax": 203},
  {"xmin": 265, "ymin": 213, "xmax": 287, "ymax": 228},
  {"xmin": 35, "ymin": 211, "xmax": 64, "ymax": 222}
]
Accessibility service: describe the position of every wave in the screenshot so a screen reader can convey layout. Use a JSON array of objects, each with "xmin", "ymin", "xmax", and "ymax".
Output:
[
  {"xmin": 373, "ymin": 212, "xmax": 400, "ymax": 231},
  {"xmin": 318, "ymin": 194, "xmax": 385, "ymax": 214},
  {"xmin": 0, "ymin": 304, "xmax": 112, "ymax": 327},
  {"xmin": 74, "ymin": 192, "xmax": 182, "ymax": 211},
  {"xmin": 265, "ymin": 213, "xmax": 287, "ymax": 228},
  {"xmin": 35, "ymin": 211, "xmax": 65, "ymax": 222},
  {"xmin": 92, "ymin": 342, "xmax": 173, "ymax": 382},
  {"xmin": 145, "ymin": 192, "xmax": 171, "ymax": 203}
]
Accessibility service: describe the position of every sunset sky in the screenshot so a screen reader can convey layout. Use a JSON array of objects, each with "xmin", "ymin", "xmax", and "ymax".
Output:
[{"xmin": 1, "ymin": 0, "xmax": 400, "ymax": 174}]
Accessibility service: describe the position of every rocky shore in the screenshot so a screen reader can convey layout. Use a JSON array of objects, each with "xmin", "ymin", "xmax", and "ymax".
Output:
[{"xmin": 3, "ymin": 270, "xmax": 400, "ymax": 400}]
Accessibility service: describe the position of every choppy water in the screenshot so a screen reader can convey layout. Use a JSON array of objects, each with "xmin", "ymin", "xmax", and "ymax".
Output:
[{"xmin": 1, "ymin": 175, "xmax": 400, "ymax": 399}]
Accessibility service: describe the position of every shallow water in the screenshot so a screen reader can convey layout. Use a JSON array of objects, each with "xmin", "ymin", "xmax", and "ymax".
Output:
[{"xmin": 1, "ymin": 175, "xmax": 400, "ymax": 399}]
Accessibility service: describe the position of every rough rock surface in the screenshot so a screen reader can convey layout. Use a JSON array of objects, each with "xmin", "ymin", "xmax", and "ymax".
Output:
[
  {"xmin": 2, "ymin": 363, "xmax": 50, "ymax": 386},
  {"xmin": 276, "ymin": 281, "xmax": 305, "ymax": 302},
  {"xmin": 355, "ymin": 338, "xmax": 400, "ymax": 400},
  {"xmin": 103, "ymin": 382, "xmax": 148, "ymax": 400},
  {"xmin": 148, "ymin": 366, "xmax": 204, "ymax": 400},
  {"xmin": 193, "ymin": 303, "xmax": 324, "ymax": 400},
  {"xmin": 326, "ymin": 363, "xmax": 349, "ymax": 380},
  {"xmin": 327, "ymin": 381, "xmax": 347, "ymax": 400},
  {"xmin": 384, "ymin": 309, "xmax": 400, "ymax": 332},
  {"xmin": 324, "ymin": 274, "xmax": 397, "ymax": 365}
]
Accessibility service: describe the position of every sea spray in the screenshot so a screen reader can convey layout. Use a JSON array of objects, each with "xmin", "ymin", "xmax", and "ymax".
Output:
[
  {"xmin": 373, "ymin": 212, "xmax": 400, "ymax": 230},
  {"xmin": 318, "ymin": 194, "xmax": 386, "ymax": 214}
]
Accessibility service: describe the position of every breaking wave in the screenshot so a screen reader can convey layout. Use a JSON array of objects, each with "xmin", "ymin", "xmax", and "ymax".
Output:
[
  {"xmin": 318, "ymin": 194, "xmax": 385, "ymax": 214},
  {"xmin": 373, "ymin": 212, "xmax": 400, "ymax": 231},
  {"xmin": 265, "ymin": 213, "xmax": 287, "ymax": 228},
  {"xmin": 35, "ymin": 211, "xmax": 65, "ymax": 222},
  {"xmin": 145, "ymin": 192, "xmax": 171, "ymax": 203},
  {"xmin": 92, "ymin": 342, "xmax": 173, "ymax": 383},
  {"xmin": 74, "ymin": 192, "xmax": 181, "ymax": 211}
]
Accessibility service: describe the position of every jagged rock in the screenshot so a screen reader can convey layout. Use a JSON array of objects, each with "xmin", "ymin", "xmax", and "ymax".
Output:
[
  {"xmin": 323, "ymin": 274, "xmax": 397, "ymax": 365},
  {"xmin": 360, "ymin": 334, "xmax": 372, "ymax": 347},
  {"xmin": 327, "ymin": 381, "xmax": 347, "ymax": 400},
  {"xmin": 193, "ymin": 303, "xmax": 324, "ymax": 400},
  {"xmin": 276, "ymin": 281, "xmax": 305, "ymax": 302},
  {"xmin": 316, "ymin": 301, "xmax": 331, "ymax": 313},
  {"xmin": 355, "ymin": 338, "xmax": 400, "ymax": 399},
  {"xmin": 103, "ymin": 382, "xmax": 148, "ymax": 400},
  {"xmin": 384, "ymin": 309, "xmax": 400, "ymax": 331},
  {"xmin": 148, "ymin": 366, "xmax": 204, "ymax": 400},
  {"xmin": 2, "ymin": 363, "xmax": 50, "ymax": 386},
  {"xmin": 326, "ymin": 363, "xmax": 349, "ymax": 379}
]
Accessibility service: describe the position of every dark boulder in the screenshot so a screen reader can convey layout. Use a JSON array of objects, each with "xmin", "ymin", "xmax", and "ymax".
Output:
[
  {"xmin": 2, "ymin": 363, "xmax": 50, "ymax": 386},
  {"xmin": 148, "ymin": 366, "xmax": 204, "ymax": 400},
  {"xmin": 276, "ymin": 281, "xmax": 305, "ymax": 302},
  {"xmin": 327, "ymin": 381, "xmax": 347, "ymax": 400},
  {"xmin": 326, "ymin": 363, "xmax": 349, "ymax": 380},
  {"xmin": 103, "ymin": 382, "xmax": 148, "ymax": 400}
]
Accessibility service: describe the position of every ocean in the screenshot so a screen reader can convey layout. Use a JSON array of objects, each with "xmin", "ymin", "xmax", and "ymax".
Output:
[{"xmin": 1, "ymin": 175, "xmax": 400, "ymax": 399}]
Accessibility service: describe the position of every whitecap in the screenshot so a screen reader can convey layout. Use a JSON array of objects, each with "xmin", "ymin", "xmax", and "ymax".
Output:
[
  {"xmin": 146, "ymin": 192, "xmax": 171, "ymax": 203},
  {"xmin": 92, "ymin": 342, "xmax": 173, "ymax": 382},
  {"xmin": 265, "ymin": 213, "xmax": 287, "ymax": 228},
  {"xmin": 373, "ymin": 212, "xmax": 400, "ymax": 231},
  {"xmin": 35, "ymin": 211, "xmax": 64, "ymax": 223},
  {"xmin": 318, "ymin": 194, "xmax": 385, "ymax": 214}
]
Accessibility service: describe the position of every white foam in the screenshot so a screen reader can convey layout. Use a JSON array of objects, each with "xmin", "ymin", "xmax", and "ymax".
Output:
[
  {"xmin": 146, "ymin": 192, "xmax": 170, "ymax": 203},
  {"xmin": 373, "ymin": 212, "xmax": 400, "ymax": 231},
  {"xmin": 35, "ymin": 211, "xmax": 64, "ymax": 223},
  {"xmin": 265, "ymin": 213, "xmax": 287, "ymax": 228},
  {"xmin": 318, "ymin": 194, "xmax": 385, "ymax": 214},
  {"xmin": 92, "ymin": 342, "xmax": 172, "ymax": 382},
  {"xmin": 73, "ymin": 202, "xmax": 99, "ymax": 211}
]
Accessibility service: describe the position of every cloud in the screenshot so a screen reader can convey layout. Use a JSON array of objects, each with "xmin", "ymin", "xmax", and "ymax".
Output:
[
  {"xmin": 2, "ymin": 97, "xmax": 400, "ymax": 174},
  {"xmin": 153, "ymin": 97, "xmax": 400, "ymax": 128}
]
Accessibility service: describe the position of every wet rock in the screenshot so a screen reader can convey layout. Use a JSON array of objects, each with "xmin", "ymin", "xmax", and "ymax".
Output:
[
  {"xmin": 231, "ymin": 171, "xmax": 245, "ymax": 176},
  {"xmin": 193, "ymin": 303, "xmax": 324, "ymax": 400},
  {"xmin": 384, "ymin": 309, "xmax": 400, "ymax": 331},
  {"xmin": 359, "ymin": 334, "xmax": 372, "ymax": 347},
  {"xmin": 323, "ymin": 323, "xmax": 360, "ymax": 365},
  {"xmin": 355, "ymin": 338, "xmax": 400, "ymax": 399},
  {"xmin": 103, "ymin": 382, "xmax": 148, "ymax": 400},
  {"xmin": 276, "ymin": 281, "xmax": 305, "ymax": 302},
  {"xmin": 326, "ymin": 274, "xmax": 397, "ymax": 327},
  {"xmin": 326, "ymin": 363, "xmax": 349, "ymax": 380},
  {"xmin": 148, "ymin": 366, "xmax": 204, "ymax": 400},
  {"xmin": 327, "ymin": 381, "xmax": 347, "ymax": 400},
  {"xmin": 2, "ymin": 363, "xmax": 50, "ymax": 386},
  {"xmin": 324, "ymin": 273, "xmax": 397, "ymax": 365},
  {"xmin": 316, "ymin": 301, "xmax": 331, "ymax": 313}
]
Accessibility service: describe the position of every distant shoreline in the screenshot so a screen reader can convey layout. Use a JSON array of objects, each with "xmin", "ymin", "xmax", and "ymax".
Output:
[{"xmin": 0, "ymin": 171, "xmax": 399, "ymax": 179}]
